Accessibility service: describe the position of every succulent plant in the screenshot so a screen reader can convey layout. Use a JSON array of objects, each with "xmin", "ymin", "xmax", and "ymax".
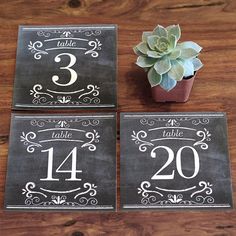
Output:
[{"xmin": 134, "ymin": 24, "xmax": 203, "ymax": 91}]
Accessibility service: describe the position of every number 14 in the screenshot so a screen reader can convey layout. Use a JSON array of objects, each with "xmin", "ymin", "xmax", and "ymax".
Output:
[{"xmin": 40, "ymin": 147, "xmax": 82, "ymax": 181}]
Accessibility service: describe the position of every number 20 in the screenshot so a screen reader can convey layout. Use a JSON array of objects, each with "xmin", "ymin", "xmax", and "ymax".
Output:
[
  {"xmin": 40, "ymin": 147, "xmax": 82, "ymax": 181},
  {"xmin": 150, "ymin": 146, "xmax": 200, "ymax": 180}
]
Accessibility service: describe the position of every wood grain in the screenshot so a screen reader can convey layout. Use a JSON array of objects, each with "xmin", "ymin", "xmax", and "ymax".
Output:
[{"xmin": 0, "ymin": 0, "xmax": 236, "ymax": 235}]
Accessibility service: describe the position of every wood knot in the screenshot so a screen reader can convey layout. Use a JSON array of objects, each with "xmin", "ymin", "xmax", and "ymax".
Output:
[
  {"xmin": 71, "ymin": 231, "xmax": 84, "ymax": 236},
  {"xmin": 68, "ymin": 0, "xmax": 81, "ymax": 8},
  {"xmin": 0, "ymin": 135, "xmax": 8, "ymax": 144},
  {"xmin": 216, "ymin": 225, "xmax": 234, "ymax": 229},
  {"xmin": 63, "ymin": 219, "xmax": 77, "ymax": 227}
]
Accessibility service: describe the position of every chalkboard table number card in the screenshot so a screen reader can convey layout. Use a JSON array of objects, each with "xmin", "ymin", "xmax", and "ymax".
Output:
[
  {"xmin": 120, "ymin": 112, "xmax": 233, "ymax": 210},
  {"xmin": 5, "ymin": 113, "xmax": 116, "ymax": 211},
  {"xmin": 13, "ymin": 25, "xmax": 117, "ymax": 109}
]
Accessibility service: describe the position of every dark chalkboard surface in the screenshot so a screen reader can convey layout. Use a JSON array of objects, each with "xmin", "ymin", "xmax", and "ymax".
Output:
[
  {"xmin": 5, "ymin": 113, "xmax": 116, "ymax": 211},
  {"xmin": 120, "ymin": 112, "xmax": 233, "ymax": 210},
  {"xmin": 12, "ymin": 25, "xmax": 117, "ymax": 109}
]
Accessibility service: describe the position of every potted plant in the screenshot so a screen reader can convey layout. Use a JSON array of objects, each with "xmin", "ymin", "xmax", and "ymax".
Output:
[{"xmin": 134, "ymin": 24, "xmax": 203, "ymax": 102}]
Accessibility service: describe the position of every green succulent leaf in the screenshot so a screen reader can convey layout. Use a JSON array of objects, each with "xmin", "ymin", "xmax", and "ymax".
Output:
[
  {"xmin": 133, "ymin": 46, "xmax": 144, "ymax": 56},
  {"xmin": 136, "ymin": 42, "xmax": 149, "ymax": 54},
  {"xmin": 148, "ymin": 67, "xmax": 162, "ymax": 87},
  {"xmin": 169, "ymin": 35, "xmax": 177, "ymax": 49},
  {"xmin": 192, "ymin": 58, "xmax": 203, "ymax": 71},
  {"xmin": 136, "ymin": 56, "xmax": 156, "ymax": 68},
  {"xmin": 169, "ymin": 49, "xmax": 181, "ymax": 60},
  {"xmin": 147, "ymin": 50, "xmax": 162, "ymax": 58},
  {"xmin": 154, "ymin": 57, "xmax": 171, "ymax": 75},
  {"xmin": 168, "ymin": 61, "xmax": 184, "ymax": 81},
  {"xmin": 167, "ymin": 24, "xmax": 181, "ymax": 41},
  {"xmin": 182, "ymin": 59, "xmax": 194, "ymax": 77},
  {"xmin": 142, "ymin": 31, "xmax": 153, "ymax": 42},
  {"xmin": 160, "ymin": 73, "xmax": 177, "ymax": 91},
  {"xmin": 178, "ymin": 41, "xmax": 202, "ymax": 53},
  {"xmin": 180, "ymin": 48, "xmax": 199, "ymax": 60},
  {"xmin": 147, "ymin": 35, "xmax": 159, "ymax": 50},
  {"xmin": 153, "ymin": 25, "xmax": 168, "ymax": 38}
]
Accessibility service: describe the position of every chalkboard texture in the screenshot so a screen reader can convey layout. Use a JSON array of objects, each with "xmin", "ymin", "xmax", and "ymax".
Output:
[
  {"xmin": 5, "ymin": 113, "xmax": 116, "ymax": 211},
  {"xmin": 12, "ymin": 25, "xmax": 117, "ymax": 109},
  {"xmin": 120, "ymin": 112, "xmax": 233, "ymax": 210}
]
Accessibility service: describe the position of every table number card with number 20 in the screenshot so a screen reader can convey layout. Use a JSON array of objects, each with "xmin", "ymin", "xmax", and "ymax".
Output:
[
  {"xmin": 120, "ymin": 112, "xmax": 233, "ymax": 210},
  {"xmin": 12, "ymin": 25, "xmax": 117, "ymax": 109}
]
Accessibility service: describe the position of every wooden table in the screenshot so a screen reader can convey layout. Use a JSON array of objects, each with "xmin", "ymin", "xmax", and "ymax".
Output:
[{"xmin": 0, "ymin": 0, "xmax": 236, "ymax": 235}]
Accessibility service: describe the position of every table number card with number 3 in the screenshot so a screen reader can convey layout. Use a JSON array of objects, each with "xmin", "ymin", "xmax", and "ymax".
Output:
[{"xmin": 12, "ymin": 25, "xmax": 117, "ymax": 109}]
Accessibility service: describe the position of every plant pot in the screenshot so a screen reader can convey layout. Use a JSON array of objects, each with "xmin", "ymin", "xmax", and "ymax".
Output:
[{"xmin": 151, "ymin": 73, "xmax": 196, "ymax": 102}]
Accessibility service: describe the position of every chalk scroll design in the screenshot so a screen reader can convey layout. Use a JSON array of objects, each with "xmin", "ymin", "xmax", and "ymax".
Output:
[
  {"xmin": 21, "ymin": 128, "xmax": 100, "ymax": 153},
  {"xmin": 20, "ymin": 132, "xmax": 42, "ymax": 153},
  {"xmin": 165, "ymin": 119, "xmax": 180, "ymax": 127},
  {"xmin": 138, "ymin": 181, "xmax": 163, "ymax": 198},
  {"xmin": 28, "ymin": 39, "xmax": 102, "ymax": 59},
  {"xmin": 60, "ymin": 31, "xmax": 74, "ymax": 38},
  {"xmin": 30, "ymin": 118, "xmax": 100, "ymax": 128},
  {"xmin": 30, "ymin": 84, "xmax": 53, "ymax": 104},
  {"xmin": 81, "ymin": 130, "xmax": 100, "ymax": 151},
  {"xmin": 138, "ymin": 181, "xmax": 214, "ymax": 206},
  {"xmin": 191, "ymin": 181, "xmax": 213, "ymax": 198},
  {"xmin": 140, "ymin": 117, "xmax": 194, "ymax": 127},
  {"xmin": 55, "ymin": 120, "xmax": 70, "ymax": 128},
  {"xmin": 79, "ymin": 119, "xmax": 100, "ymax": 127},
  {"xmin": 37, "ymin": 29, "xmax": 101, "ymax": 38},
  {"xmin": 28, "ymin": 41, "xmax": 48, "ymax": 60},
  {"xmin": 194, "ymin": 128, "xmax": 211, "ymax": 150},
  {"xmin": 132, "ymin": 117, "xmax": 213, "ymax": 152},
  {"xmin": 131, "ymin": 131, "xmax": 154, "ymax": 152},
  {"xmin": 30, "ymin": 84, "xmax": 100, "ymax": 106},
  {"xmin": 30, "ymin": 118, "xmax": 64, "ymax": 128},
  {"xmin": 140, "ymin": 117, "xmax": 210, "ymax": 127},
  {"xmin": 22, "ymin": 182, "xmax": 98, "ymax": 207},
  {"xmin": 22, "ymin": 182, "xmax": 47, "ymax": 198},
  {"xmin": 57, "ymin": 96, "xmax": 72, "ymax": 104},
  {"xmin": 85, "ymin": 39, "xmax": 102, "ymax": 58},
  {"xmin": 74, "ymin": 183, "xmax": 97, "ymax": 199},
  {"xmin": 192, "ymin": 118, "xmax": 209, "ymax": 126},
  {"xmin": 84, "ymin": 30, "xmax": 102, "ymax": 37},
  {"xmin": 29, "ymin": 28, "xmax": 103, "ymax": 59},
  {"xmin": 140, "ymin": 118, "xmax": 169, "ymax": 126},
  {"xmin": 78, "ymin": 84, "xmax": 100, "ymax": 104}
]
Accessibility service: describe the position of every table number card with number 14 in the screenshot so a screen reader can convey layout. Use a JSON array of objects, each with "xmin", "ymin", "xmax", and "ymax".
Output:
[{"xmin": 4, "ymin": 114, "xmax": 116, "ymax": 211}]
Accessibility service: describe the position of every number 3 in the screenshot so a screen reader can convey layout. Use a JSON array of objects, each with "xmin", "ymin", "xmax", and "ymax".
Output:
[{"xmin": 52, "ymin": 53, "xmax": 77, "ymax": 86}]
